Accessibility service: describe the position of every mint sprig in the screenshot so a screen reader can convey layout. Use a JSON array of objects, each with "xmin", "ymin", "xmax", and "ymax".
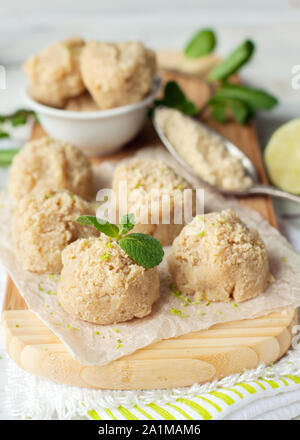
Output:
[
  {"xmin": 0, "ymin": 148, "xmax": 20, "ymax": 167},
  {"xmin": 119, "ymin": 233, "xmax": 164, "ymax": 269},
  {"xmin": 118, "ymin": 213, "xmax": 135, "ymax": 235},
  {"xmin": 182, "ymin": 30, "xmax": 278, "ymax": 124},
  {"xmin": 184, "ymin": 29, "xmax": 216, "ymax": 59},
  {"xmin": 152, "ymin": 81, "xmax": 197, "ymax": 116},
  {"xmin": 76, "ymin": 213, "xmax": 164, "ymax": 269},
  {"xmin": 208, "ymin": 40, "xmax": 255, "ymax": 81},
  {"xmin": 0, "ymin": 108, "xmax": 38, "ymax": 127}
]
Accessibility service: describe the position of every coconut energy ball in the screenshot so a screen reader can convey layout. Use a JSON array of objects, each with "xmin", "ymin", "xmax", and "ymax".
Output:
[
  {"xmin": 8, "ymin": 137, "xmax": 94, "ymax": 201},
  {"xmin": 168, "ymin": 209, "xmax": 273, "ymax": 303},
  {"xmin": 58, "ymin": 236, "xmax": 160, "ymax": 325},
  {"xmin": 80, "ymin": 41, "xmax": 157, "ymax": 109},
  {"xmin": 24, "ymin": 37, "xmax": 86, "ymax": 108},
  {"xmin": 12, "ymin": 190, "xmax": 98, "ymax": 274},
  {"xmin": 112, "ymin": 158, "xmax": 195, "ymax": 246},
  {"xmin": 64, "ymin": 91, "xmax": 100, "ymax": 112}
]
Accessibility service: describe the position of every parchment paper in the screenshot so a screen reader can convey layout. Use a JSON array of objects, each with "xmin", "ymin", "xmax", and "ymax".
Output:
[{"xmin": 1, "ymin": 146, "xmax": 299, "ymax": 366}]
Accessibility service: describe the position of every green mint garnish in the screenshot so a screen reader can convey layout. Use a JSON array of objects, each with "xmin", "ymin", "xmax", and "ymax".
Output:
[
  {"xmin": 209, "ymin": 40, "xmax": 255, "ymax": 81},
  {"xmin": 152, "ymin": 81, "xmax": 197, "ymax": 116},
  {"xmin": 0, "ymin": 108, "xmax": 37, "ymax": 127},
  {"xmin": 184, "ymin": 28, "xmax": 216, "ymax": 59},
  {"xmin": 0, "ymin": 130, "xmax": 10, "ymax": 139},
  {"xmin": 119, "ymin": 233, "xmax": 164, "ymax": 269},
  {"xmin": 208, "ymin": 96, "xmax": 252, "ymax": 124},
  {"xmin": 215, "ymin": 83, "xmax": 278, "ymax": 111},
  {"xmin": 76, "ymin": 213, "xmax": 164, "ymax": 269},
  {"xmin": 0, "ymin": 148, "xmax": 20, "ymax": 167},
  {"xmin": 77, "ymin": 215, "xmax": 119, "ymax": 238},
  {"xmin": 118, "ymin": 213, "xmax": 135, "ymax": 235}
]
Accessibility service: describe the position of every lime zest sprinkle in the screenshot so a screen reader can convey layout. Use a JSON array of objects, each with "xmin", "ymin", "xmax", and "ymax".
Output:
[
  {"xmin": 48, "ymin": 274, "xmax": 60, "ymax": 281},
  {"xmin": 94, "ymin": 331, "xmax": 100, "ymax": 336},
  {"xmin": 54, "ymin": 323, "xmax": 61, "ymax": 326},
  {"xmin": 14, "ymin": 324, "xmax": 19, "ymax": 328},
  {"xmin": 112, "ymin": 328, "xmax": 119, "ymax": 333},
  {"xmin": 101, "ymin": 253, "xmax": 110, "ymax": 261},
  {"xmin": 197, "ymin": 215, "xmax": 204, "ymax": 221},
  {"xmin": 198, "ymin": 230, "xmax": 205, "ymax": 237},
  {"xmin": 107, "ymin": 241, "xmax": 112, "ymax": 248},
  {"xmin": 205, "ymin": 301, "xmax": 210, "ymax": 306},
  {"xmin": 216, "ymin": 310, "xmax": 224, "ymax": 315},
  {"xmin": 232, "ymin": 302, "xmax": 238, "ymax": 308},
  {"xmin": 170, "ymin": 308, "xmax": 189, "ymax": 318},
  {"xmin": 46, "ymin": 290, "xmax": 57, "ymax": 296},
  {"xmin": 116, "ymin": 338, "xmax": 123, "ymax": 349},
  {"xmin": 67, "ymin": 324, "xmax": 78, "ymax": 330},
  {"xmin": 281, "ymin": 256, "xmax": 287, "ymax": 262},
  {"xmin": 37, "ymin": 283, "xmax": 43, "ymax": 292},
  {"xmin": 218, "ymin": 218, "xmax": 226, "ymax": 224}
]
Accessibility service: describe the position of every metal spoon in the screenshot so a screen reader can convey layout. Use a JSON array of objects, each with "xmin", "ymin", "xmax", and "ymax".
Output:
[{"xmin": 153, "ymin": 106, "xmax": 300, "ymax": 205}]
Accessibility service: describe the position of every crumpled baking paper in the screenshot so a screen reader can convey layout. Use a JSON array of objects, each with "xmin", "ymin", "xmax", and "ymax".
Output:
[{"xmin": 0, "ymin": 146, "xmax": 299, "ymax": 366}]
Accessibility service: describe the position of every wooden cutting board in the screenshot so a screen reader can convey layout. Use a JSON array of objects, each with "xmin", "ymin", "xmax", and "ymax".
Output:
[{"xmin": 0, "ymin": 62, "xmax": 296, "ymax": 390}]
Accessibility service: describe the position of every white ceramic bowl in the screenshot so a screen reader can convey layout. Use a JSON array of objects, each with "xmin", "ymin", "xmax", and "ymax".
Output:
[{"xmin": 23, "ymin": 76, "xmax": 161, "ymax": 157}]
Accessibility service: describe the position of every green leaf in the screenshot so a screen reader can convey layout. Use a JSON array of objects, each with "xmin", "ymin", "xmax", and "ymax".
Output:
[
  {"xmin": 0, "ymin": 148, "xmax": 20, "ymax": 167},
  {"xmin": 227, "ymin": 98, "xmax": 251, "ymax": 124},
  {"xmin": 216, "ymin": 83, "xmax": 278, "ymax": 110},
  {"xmin": 208, "ymin": 96, "xmax": 252, "ymax": 124},
  {"xmin": 76, "ymin": 216, "xmax": 120, "ymax": 238},
  {"xmin": 0, "ymin": 131, "xmax": 10, "ymax": 139},
  {"xmin": 211, "ymin": 102, "xmax": 227, "ymax": 123},
  {"xmin": 184, "ymin": 29, "xmax": 216, "ymax": 59},
  {"xmin": 11, "ymin": 113, "xmax": 28, "ymax": 127},
  {"xmin": 154, "ymin": 81, "xmax": 197, "ymax": 116},
  {"xmin": 209, "ymin": 40, "xmax": 255, "ymax": 81},
  {"xmin": 0, "ymin": 108, "xmax": 38, "ymax": 127},
  {"xmin": 119, "ymin": 233, "xmax": 164, "ymax": 269},
  {"xmin": 118, "ymin": 213, "xmax": 135, "ymax": 235}
]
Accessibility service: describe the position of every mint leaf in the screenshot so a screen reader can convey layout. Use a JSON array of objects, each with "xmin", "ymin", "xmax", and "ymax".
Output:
[
  {"xmin": 209, "ymin": 40, "xmax": 255, "ymax": 81},
  {"xmin": 118, "ymin": 213, "xmax": 135, "ymax": 235},
  {"xmin": 210, "ymin": 101, "xmax": 227, "ymax": 123},
  {"xmin": 216, "ymin": 83, "xmax": 278, "ymax": 110},
  {"xmin": 154, "ymin": 81, "xmax": 197, "ymax": 116},
  {"xmin": 0, "ymin": 148, "xmax": 20, "ymax": 167},
  {"xmin": 208, "ymin": 96, "xmax": 252, "ymax": 124},
  {"xmin": 184, "ymin": 29, "xmax": 216, "ymax": 59},
  {"xmin": 227, "ymin": 98, "xmax": 251, "ymax": 124},
  {"xmin": 0, "ymin": 131, "xmax": 10, "ymax": 139},
  {"xmin": 76, "ymin": 216, "xmax": 120, "ymax": 238},
  {"xmin": 0, "ymin": 108, "xmax": 37, "ymax": 127},
  {"xmin": 119, "ymin": 233, "xmax": 164, "ymax": 269}
]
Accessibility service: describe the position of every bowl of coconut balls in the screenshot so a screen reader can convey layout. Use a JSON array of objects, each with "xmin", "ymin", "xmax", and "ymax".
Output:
[{"xmin": 22, "ymin": 37, "xmax": 160, "ymax": 156}]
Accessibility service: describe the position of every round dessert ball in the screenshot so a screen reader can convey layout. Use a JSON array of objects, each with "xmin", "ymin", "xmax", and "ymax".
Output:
[
  {"xmin": 24, "ymin": 37, "xmax": 86, "ymax": 108},
  {"xmin": 8, "ymin": 137, "xmax": 94, "ymax": 201},
  {"xmin": 168, "ymin": 209, "xmax": 273, "ymax": 303},
  {"xmin": 58, "ymin": 236, "xmax": 160, "ymax": 325},
  {"xmin": 12, "ymin": 190, "xmax": 98, "ymax": 274},
  {"xmin": 80, "ymin": 41, "xmax": 157, "ymax": 109},
  {"xmin": 64, "ymin": 91, "xmax": 99, "ymax": 112},
  {"xmin": 112, "ymin": 158, "xmax": 195, "ymax": 246}
]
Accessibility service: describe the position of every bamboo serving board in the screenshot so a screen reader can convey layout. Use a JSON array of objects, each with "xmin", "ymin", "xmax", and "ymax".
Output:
[{"xmin": 0, "ymin": 61, "xmax": 296, "ymax": 390}]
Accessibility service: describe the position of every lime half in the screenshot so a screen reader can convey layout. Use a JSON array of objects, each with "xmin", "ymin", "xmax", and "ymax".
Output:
[{"xmin": 264, "ymin": 118, "xmax": 300, "ymax": 195}]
